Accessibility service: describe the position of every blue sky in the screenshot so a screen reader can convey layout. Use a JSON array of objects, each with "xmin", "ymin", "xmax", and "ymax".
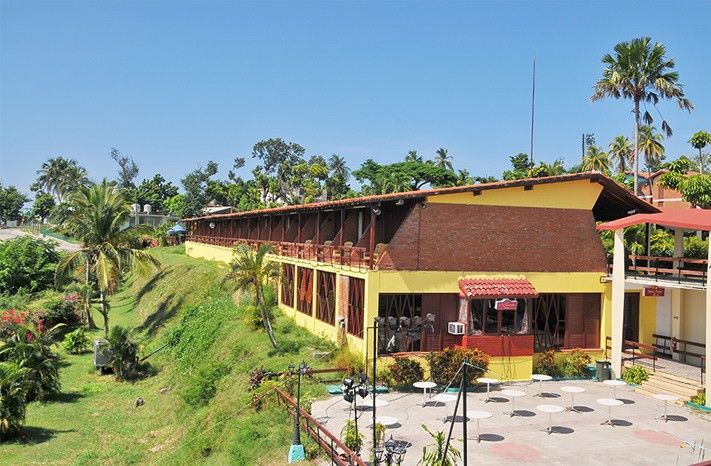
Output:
[{"xmin": 1, "ymin": 1, "xmax": 709, "ymax": 196}]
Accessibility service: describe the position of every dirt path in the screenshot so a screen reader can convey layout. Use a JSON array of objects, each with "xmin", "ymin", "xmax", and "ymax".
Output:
[{"xmin": 0, "ymin": 227, "xmax": 81, "ymax": 252}]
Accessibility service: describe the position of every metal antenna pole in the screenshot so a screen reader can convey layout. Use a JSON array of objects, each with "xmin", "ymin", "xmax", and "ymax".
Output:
[
  {"xmin": 530, "ymin": 58, "xmax": 536, "ymax": 168},
  {"xmin": 462, "ymin": 359, "xmax": 469, "ymax": 466},
  {"xmin": 443, "ymin": 362, "xmax": 466, "ymax": 461},
  {"xmin": 372, "ymin": 318, "xmax": 378, "ymax": 459}
]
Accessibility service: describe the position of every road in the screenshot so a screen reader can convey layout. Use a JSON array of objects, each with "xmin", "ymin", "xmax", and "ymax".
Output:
[{"xmin": 0, "ymin": 228, "xmax": 81, "ymax": 252}]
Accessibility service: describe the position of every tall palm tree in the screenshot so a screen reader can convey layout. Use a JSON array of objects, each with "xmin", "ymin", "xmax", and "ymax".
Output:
[
  {"xmin": 328, "ymin": 154, "xmax": 350, "ymax": 179},
  {"xmin": 581, "ymin": 146, "xmax": 611, "ymax": 172},
  {"xmin": 405, "ymin": 150, "xmax": 422, "ymax": 163},
  {"xmin": 433, "ymin": 148, "xmax": 453, "ymax": 171},
  {"xmin": 638, "ymin": 125, "xmax": 665, "ymax": 172},
  {"xmin": 34, "ymin": 157, "xmax": 88, "ymax": 203},
  {"xmin": 591, "ymin": 37, "xmax": 693, "ymax": 195},
  {"xmin": 608, "ymin": 135, "xmax": 633, "ymax": 174},
  {"xmin": 689, "ymin": 130, "xmax": 711, "ymax": 174},
  {"xmin": 223, "ymin": 244, "xmax": 280, "ymax": 349},
  {"xmin": 55, "ymin": 180, "xmax": 160, "ymax": 337}
]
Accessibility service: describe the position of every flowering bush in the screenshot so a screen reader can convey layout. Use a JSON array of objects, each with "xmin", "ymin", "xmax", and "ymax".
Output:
[{"xmin": 0, "ymin": 309, "xmax": 44, "ymax": 340}]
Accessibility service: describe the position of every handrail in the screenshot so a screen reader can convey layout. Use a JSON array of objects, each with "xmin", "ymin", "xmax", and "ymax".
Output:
[
  {"xmin": 273, "ymin": 387, "xmax": 366, "ymax": 466},
  {"xmin": 187, "ymin": 235, "xmax": 372, "ymax": 270},
  {"xmin": 625, "ymin": 255, "xmax": 707, "ymax": 286}
]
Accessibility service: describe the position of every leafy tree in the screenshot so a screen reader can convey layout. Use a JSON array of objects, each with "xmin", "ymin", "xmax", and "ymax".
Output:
[
  {"xmin": 679, "ymin": 175, "xmax": 711, "ymax": 208},
  {"xmin": 31, "ymin": 192, "xmax": 55, "ymax": 223},
  {"xmin": 689, "ymin": 130, "xmax": 711, "ymax": 174},
  {"xmin": 608, "ymin": 135, "xmax": 632, "ymax": 174},
  {"xmin": 110, "ymin": 148, "xmax": 139, "ymax": 190},
  {"xmin": 165, "ymin": 194, "xmax": 187, "ymax": 218},
  {"xmin": 638, "ymin": 125, "xmax": 665, "ymax": 172},
  {"xmin": 0, "ymin": 185, "xmax": 29, "ymax": 223},
  {"xmin": 592, "ymin": 37, "xmax": 693, "ymax": 195},
  {"xmin": 582, "ymin": 146, "xmax": 611, "ymax": 172},
  {"xmin": 0, "ymin": 236, "xmax": 59, "ymax": 294},
  {"xmin": 32, "ymin": 157, "xmax": 88, "ymax": 203},
  {"xmin": 55, "ymin": 181, "xmax": 160, "ymax": 336},
  {"xmin": 0, "ymin": 362, "xmax": 27, "ymax": 439},
  {"xmin": 354, "ymin": 160, "xmax": 457, "ymax": 194},
  {"xmin": 502, "ymin": 153, "xmax": 533, "ymax": 180},
  {"xmin": 250, "ymin": 138, "xmax": 307, "ymax": 204},
  {"xmin": 181, "ymin": 161, "xmax": 218, "ymax": 217},
  {"xmin": 432, "ymin": 148, "xmax": 453, "ymax": 171},
  {"xmin": 126, "ymin": 174, "xmax": 179, "ymax": 214},
  {"xmin": 222, "ymin": 244, "xmax": 280, "ymax": 349}
]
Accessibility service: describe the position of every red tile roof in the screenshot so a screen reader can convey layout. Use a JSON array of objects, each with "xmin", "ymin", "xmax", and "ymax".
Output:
[
  {"xmin": 597, "ymin": 207, "xmax": 711, "ymax": 232},
  {"xmin": 458, "ymin": 278, "xmax": 539, "ymax": 299}
]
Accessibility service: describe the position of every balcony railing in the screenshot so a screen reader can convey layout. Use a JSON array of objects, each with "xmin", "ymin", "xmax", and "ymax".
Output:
[
  {"xmin": 188, "ymin": 235, "xmax": 374, "ymax": 270},
  {"xmin": 607, "ymin": 254, "xmax": 708, "ymax": 287}
]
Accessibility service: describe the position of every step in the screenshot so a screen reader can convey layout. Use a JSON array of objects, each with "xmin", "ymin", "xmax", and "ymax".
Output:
[
  {"xmin": 642, "ymin": 378, "xmax": 702, "ymax": 397},
  {"xmin": 648, "ymin": 370, "xmax": 704, "ymax": 387},
  {"xmin": 634, "ymin": 386, "xmax": 691, "ymax": 404},
  {"xmin": 647, "ymin": 373, "xmax": 704, "ymax": 392}
]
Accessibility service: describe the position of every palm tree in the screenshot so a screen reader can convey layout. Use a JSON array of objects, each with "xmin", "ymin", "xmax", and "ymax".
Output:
[
  {"xmin": 223, "ymin": 244, "xmax": 280, "ymax": 349},
  {"xmin": 405, "ymin": 150, "xmax": 422, "ymax": 163},
  {"xmin": 34, "ymin": 157, "xmax": 88, "ymax": 203},
  {"xmin": 689, "ymin": 130, "xmax": 711, "ymax": 174},
  {"xmin": 55, "ymin": 181, "xmax": 160, "ymax": 337},
  {"xmin": 581, "ymin": 146, "xmax": 611, "ymax": 172},
  {"xmin": 433, "ymin": 148, "xmax": 453, "ymax": 171},
  {"xmin": 453, "ymin": 169, "xmax": 473, "ymax": 186},
  {"xmin": 608, "ymin": 135, "xmax": 633, "ymax": 174},
  {"xmin": 591, "ymin": 37, "xmax": 693, "ymax": 195},
  {"xmin": 638, "ymin": 125, "xmax": 665, "ymax": 172},
  {"xmin": 0, "ymin": 362, "xmax": 28, "ymax": 438},
  {"xmin": 328, "ymin": 154, "xmax": 350, "ymax": 178}
]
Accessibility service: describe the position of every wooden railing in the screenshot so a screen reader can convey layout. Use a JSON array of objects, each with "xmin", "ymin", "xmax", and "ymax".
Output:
[
  {"xmin": 605, "ymin": 336, "xmax": 657, "ymax": 371},
  {"xmin": 273, "ymin": 387, "xmax": 365, "ymax": 466},
  {"xmin": 653, "ymin": 334, "xmax": 705, "ymax": 385},
  {"xmin": 625, "ymin": 255, "xmax": 708, "ymax": 286},
  {"xmin": 187, "ymin": 235, "xmax": 373, "ymax": 270}
]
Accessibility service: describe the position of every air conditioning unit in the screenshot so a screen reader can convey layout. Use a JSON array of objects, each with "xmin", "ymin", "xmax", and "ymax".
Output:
[
  {"xmin": 93, "ymin": 339, "xmax": 112, "ymax": 368},
  {"xmin": 448, "ymin": 321, "xmax": 465, "ymax": 335}
]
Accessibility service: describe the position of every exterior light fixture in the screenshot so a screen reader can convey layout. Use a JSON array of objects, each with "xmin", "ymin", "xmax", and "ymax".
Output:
[
  {"xmin": 209, "ymin": 222, "xmax": 216, "ymax": 229},
  {"xmin": 395, "ymin": 199, "xmax": 404, "ymax": 206},
  {"xmin": 374, "ymin": 434, "xmax": 407, "ymax": 465},
  {"xmin": 372, "ymin": 207, "xmax": 382, "ymax": 216},
  {"xmin": 341, "ymin": 372, "xmax": 369, "ymax": 456}
]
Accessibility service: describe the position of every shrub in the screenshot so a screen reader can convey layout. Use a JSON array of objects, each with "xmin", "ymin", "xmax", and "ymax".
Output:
[
  {"xmin": 334, "ymin": 348, "xmax": 364, "ymax": 376},
  {"xmin": 42, "ymin": 293, "xmax": 82, "ymax": 328},
  {"xmin": 387, "ymin": 358, "xmax": 424, "ymax": 388},
  {"xmin": 341, "ymin": 419, "xmax": 363, "ymax": 453},
  {"xmin": 62, "ymin": 327, "xmax": 90, "ymax": 354},
  {"xmin": 622, "ymin": 365, "xmax": 649, "ymax": 385},
  {"xmin": 108, "ymin": 326, "xmax": 138, "ymax": 380},
  {"xmin": 181, "ymin": 363, "xmax": 231, "ymax": 407},
  {"xmin": 691, "ymin": 391, "xmax": 706, "ymax": 406},
  {"xmin": 428, "ymin": 347, "xmax": 489, "ymax": 386},
  {"xmin": 0, "ymin": 236, "xmax": 59, "ymax": 294},
  {"xmin": 559, "ymin": 349, "xmax": 591, "ymax": 378},
  {"xmin": 533, "ymin": 349, "xmax": 561, "ymax": 377},
  {"xmin": 0, "ymin": 362, "xmax": 28, "ymax": 439}
]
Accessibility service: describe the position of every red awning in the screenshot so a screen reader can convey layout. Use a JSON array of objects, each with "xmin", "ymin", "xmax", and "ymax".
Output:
[
  {"xmin": 458, "ymin": 278, "xmax": 539, "ymax": 299},
  {"xmin": 597, "ymin": 208, "xmax": 711, "ymax": 232}
]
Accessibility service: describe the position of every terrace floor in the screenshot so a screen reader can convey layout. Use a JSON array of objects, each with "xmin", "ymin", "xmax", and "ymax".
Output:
[{"xmin": 312, "ymin": 379, "xmax": 711, "ymax": 465}]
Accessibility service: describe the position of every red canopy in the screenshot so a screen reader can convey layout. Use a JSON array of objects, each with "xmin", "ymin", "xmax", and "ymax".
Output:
[
  {"xmin": 458, "ymin": 278, "xmax": 539, "ymax": 299},
  {"xmin": 597, "ymin": 208, "xmax": 711, "ymax": 231}
]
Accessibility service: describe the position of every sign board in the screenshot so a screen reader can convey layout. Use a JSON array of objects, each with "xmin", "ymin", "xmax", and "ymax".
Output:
[
  {"xmin": 495, "ymin": 298, "xmax": 518, "ymax": 311},
  {"xmin": 643, "ymin": 286, "xmax": 665, "ymax": 297}
]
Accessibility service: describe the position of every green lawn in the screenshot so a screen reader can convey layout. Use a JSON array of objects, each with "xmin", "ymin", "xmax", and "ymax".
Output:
[{"xmin": 1, "ymin": 246, "xmax": 336, "ymax": 465}]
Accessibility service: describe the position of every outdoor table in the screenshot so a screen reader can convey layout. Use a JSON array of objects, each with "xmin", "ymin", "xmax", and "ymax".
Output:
[
  {"xmin": 536, "ymin": 404, "xmax": 564, "ymax": 434},
  {"xmin": 413, "ymin": 381, "xmax": 437, "ymax": 405},
  {"xmin": 501, "ymin": 389, "xmax": 526, "ymax": 417},
  {"xmin": 602, "ymin": 379, "xmax": 627, "ymax": 399},
  {"xmin": 561, "ymin": 385, "xmax": 586, "ymax": 413},
  {"xmin": 431, "ymin": 393, "xmax": 457, "ymax": 423},
  {"xmin": 360, "ymin": 395, "xmax": 390, "ymax": 408},
  {"xmin": 653, "ymin": 393, "xmax": 679, "ymax": 422},
  {"xmin": 370, "ymin": 416, "xmax": 399, "ymax": 428},
  {"xmin": 477, "ymin": 377, "xmax": 500, "ymax": 402},
  {"xmin": 531, "ymin": 374, "xmax": 553, "ymax": 397},
  {"xmin": 466, "ymin": 410, "xmax": 493, "ymax": 442},
  {"xmin": 597, "ymin": 398, "xmax": 624, "ymax": 426}
]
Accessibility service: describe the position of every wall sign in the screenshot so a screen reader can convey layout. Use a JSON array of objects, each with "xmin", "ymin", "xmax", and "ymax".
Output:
[
  {"xmin": 643, "ymin": 286, "xmax": 665, "ymax": 297},
  {"xmin": 495, "ymin": 298, "xmax": 518, "ymax": 311}
]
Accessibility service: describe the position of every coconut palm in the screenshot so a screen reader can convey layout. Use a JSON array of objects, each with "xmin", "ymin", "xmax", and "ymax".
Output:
[
  {"xmin": 433, "ymin": 148, "xmax": 453, "ymax": 171},
  {"xmin": 638, "ymin": 125, "xmax": 665, "ymax": 172},
  {"xmin": 33, "ymin": 157, "xmax": 88, "ymax": 203},
  {"xmin": 223, "ymin": 244, "xmax": 280, "ymax": 349},
  {"xmin": 591, "ymin": 37, "xmax": 693, "ymax": 195},
  {"xmin": 581, "ymin": 146, "xmax": 611, "ymax": 172},
  {"xmin": 328, "ymin": 154, "xmax": 350, "ymax": 178},
  {"xmin": 689, "ymin": 130, "xmax": 711, "ymax": 174},
  {"xmin": 55, "ymin": 180, "xmax": 160, "ymax": 337},
  {"xmin": 405, "ymin": 150, "xmax": 422, "ymax": 163},
  {"xmin": 608, "ymin": 135, "xmax": 633, "ymax": 174}
]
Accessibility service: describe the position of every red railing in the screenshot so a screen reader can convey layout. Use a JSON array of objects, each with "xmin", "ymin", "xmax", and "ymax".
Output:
[
  {"xmin": 627, "ymin": 255, "xmax": 707, "ymax": 285},
  {"xmin": 187, "ymin": 235, "xmax": 372, "ymax": 270},
  {"xmin": 273, "ymin": 387, "xmax": 365, "ymax": 466}
]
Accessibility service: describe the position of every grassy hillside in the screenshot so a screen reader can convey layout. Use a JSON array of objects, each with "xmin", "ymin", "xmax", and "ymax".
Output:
[{"xmin": 2, "ymin": 246, "xmax": 338, "ymax": 465}]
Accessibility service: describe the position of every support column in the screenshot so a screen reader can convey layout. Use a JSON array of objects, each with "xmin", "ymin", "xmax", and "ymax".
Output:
[
  {"xmin": 673, "ymin": 229, "xmax": 683, "ymax": 270},
  {"xmin": 611, "ymin": 228, "xmax": 625, "ymax": 378},
  {"xmin": 705, "ymin": 230, "xmax": 711, "ymax": 406}
]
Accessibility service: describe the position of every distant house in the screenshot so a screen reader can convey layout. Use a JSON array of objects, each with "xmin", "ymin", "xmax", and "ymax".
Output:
[
  {"xmin": 121, "ymin": 204, "xmax": 177, "ymax": 229},
  {"xmin": 624, "ymin": 170, "xmax": 694, "ymax": 209}
]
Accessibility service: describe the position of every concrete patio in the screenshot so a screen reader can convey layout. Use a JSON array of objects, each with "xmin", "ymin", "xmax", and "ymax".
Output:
[{"xmin": 311, "ymin": 379, "xmax": 711, "ymax": 465}]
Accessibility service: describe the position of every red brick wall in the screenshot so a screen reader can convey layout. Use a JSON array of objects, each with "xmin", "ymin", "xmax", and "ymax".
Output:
[
  {"xmin": 379, "ymin": 203, "xmax": 607, "ymax": 272},
  {"xmin": 460, "ymin": 334, "xmax": 534, "ymax": 356}
]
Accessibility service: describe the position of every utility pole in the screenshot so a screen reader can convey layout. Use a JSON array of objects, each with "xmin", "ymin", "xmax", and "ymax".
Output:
[{"xmin": 530, "ymin": 59, "xmax": 536, "ymax": 168}]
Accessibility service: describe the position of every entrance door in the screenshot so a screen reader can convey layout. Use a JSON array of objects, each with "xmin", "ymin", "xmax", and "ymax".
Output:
[{"xmin": 623, "ymin": 292, "xmax": 640, "ymax": 346}]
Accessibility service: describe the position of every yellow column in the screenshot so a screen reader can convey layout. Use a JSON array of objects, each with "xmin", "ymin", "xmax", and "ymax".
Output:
[
  {"xmin": 611, "ymin": 229, "xmax": 625, "ymax": 377},
  {"xmin": 705, "ymin": 233, "xmax": 711, "ymax": 407},
  {"xmin": 670, "ymin": 289, "xmax": 682, "ymax": 362}
]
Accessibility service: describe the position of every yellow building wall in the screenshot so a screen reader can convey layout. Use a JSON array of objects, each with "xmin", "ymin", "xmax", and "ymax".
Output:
[
  {"xmin": 186, "ymin": 241, "xmax": 233, "ymax": 263},
  {"xmin": 638, "ymin": 293, "xmax": 657, "ymax": 346},
  {"xmin": 426, "ymin": 179, "xmax": 603, "ymax": 210}
]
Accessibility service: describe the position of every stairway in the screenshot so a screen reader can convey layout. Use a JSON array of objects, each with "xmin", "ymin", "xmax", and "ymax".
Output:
[{"xmin": 632, "ymin": 369, "xmax": 704, "ymax": 403}]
